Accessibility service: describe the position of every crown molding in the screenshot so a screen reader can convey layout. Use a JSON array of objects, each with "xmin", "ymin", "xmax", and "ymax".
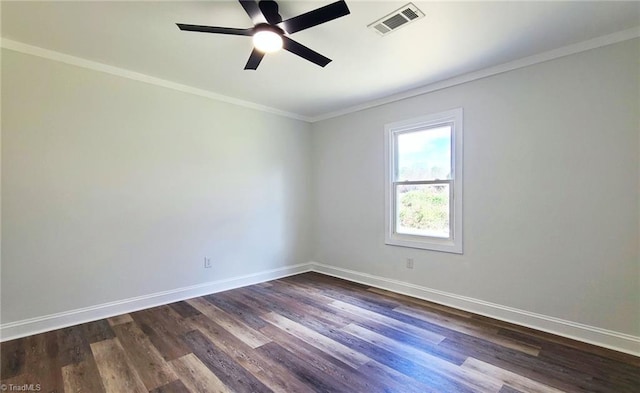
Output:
[
  {"xmin": 0, "ymin": 38, "xmax": 312, "ymax": 123},
  {"xmin": 2, "ymin": 26, "xmax": 639, "ymax": 124},
  {"xmin": 309, "ymin": 26, "xmax": 640, "ymax": 123}
]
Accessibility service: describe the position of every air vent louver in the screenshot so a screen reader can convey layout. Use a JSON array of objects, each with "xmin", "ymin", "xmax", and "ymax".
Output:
[
  {"xmin": 383, "ymin": 14, "xmax": 409, "ymax": 29},
  {"xmin": 402, "ymin": 8, "xmax": 420, "ymax": 20},
  {"xmin": 374, "ymin": 24, "xmax": 390, "ymax": 34},
  {"xmin": 368, "ymin": 3, "xmax": 425, "ymax": 36}
]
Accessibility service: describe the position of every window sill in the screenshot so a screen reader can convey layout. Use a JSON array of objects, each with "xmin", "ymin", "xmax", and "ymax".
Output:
[{"xmin": 385, "ymin": 235, "xmax": 463, "ymax": 254}]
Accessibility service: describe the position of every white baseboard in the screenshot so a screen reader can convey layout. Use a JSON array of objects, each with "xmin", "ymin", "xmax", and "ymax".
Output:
[
  {"xmin": 2, "ymin": 261, "xmax": 638, "ymax": 358},
  {"xmin": 311, "ymin": 262, "xmax": 640, "ymax": 357},
  {"xmin": 0, "ymin": 263, "xmax": 312, "ymax": 342}
]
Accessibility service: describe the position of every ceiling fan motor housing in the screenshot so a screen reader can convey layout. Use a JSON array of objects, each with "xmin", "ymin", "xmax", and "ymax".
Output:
[{"xmin": 254, "ymin": 23, "xmax": 285, "ymax": 36}]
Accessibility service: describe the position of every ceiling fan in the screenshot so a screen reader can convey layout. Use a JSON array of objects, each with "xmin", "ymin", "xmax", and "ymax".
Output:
[{"xmin": 176, "ymin": 0, "xmax": 350, "ymax": 70}]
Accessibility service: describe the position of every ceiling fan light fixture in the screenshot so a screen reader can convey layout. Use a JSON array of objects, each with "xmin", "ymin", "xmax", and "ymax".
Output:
[{"xmin": 253, "ymin": 29, "xmax": 283, "ymax": 53}]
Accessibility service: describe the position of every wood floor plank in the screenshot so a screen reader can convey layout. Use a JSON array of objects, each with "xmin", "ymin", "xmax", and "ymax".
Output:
[
  {"xmin": 168, "ymin": 301, "xmax": 202, "ymax": 319},
  {"xmin": 130, "ymin": 318, "xmax": 190, "ymax": 362},
  {"xmin": 351, "ymin": 317, "xmax": 468, "ymax": 365},
  {"xmin": 168, "ymin": 353, "xmax": 232, "ymax": 393},
  {"xmin": 267, "ymin": 314, "xmax": 474, "ymax": 392},
  {"xmin": 259, "ymin": 281, "xmax": 354, "ymax": 328},
  {"xmin": 21, "ymin": 331, "xmax": 64, "ymax": 393},
  {"xmin": 394, "ymin": 305, "xmax": 541, "ymax": 356},
  {"xmin": 187, "ymin": 297, "xmax": 271, "ymax": 348},
  {"xmin": 462, "ymin": 357, "xmax": 565, "ymax": 393},
  {"xmin": 57, "ymin": 324, "xmax": 92, "ymax": 366},
  {"xmin": 83, "ymin": 320, "xmax": 116, "ymax": 343},
  {"xmin": 155, "ymin": 305, "xmax": 194, "ymax": 334},
  {"xmin": 261, "ymin": 311, "xmax": 370, "ymax": 369},
  {"xmin": 342, "ymin": 323, "xmax": 503, "ymax": 393},
  {"xmin": 255, "ymin": 341, "xmax": 355, "ymax": 393},
  {"xmin": 438, "ymin": 333, "xmax": 592, "ymax": 392},
  {"xmin": 90, "ymin": 338, "xmax": 147, "ymax": 393},
  {"xmin": 444, "ymin": 314, "xmax": 634, "ymax": 392},
  {"xmin": 329, "ymin": 299, "xmax": 446, "ymax": 345},
  {"xmin": 149, "ymin": 379, "xmax": 192, "ymax": 393},
  {"xmin": 358, "ymin": 344, "xmax": 475, "ymax": 392},
  {"xmin": 259, "ymin": 323, "xmax": 389, "ymax": 393},
  {"xmin": 111, "ymin": 322, "xmax": 178, "ymax": 390},
  {"xmin": 61, "ymin": 358, "xmax": 107, "ymax": 393},
  {"xmin": 484, "ymin": 315, "xmax": 640, "ymax": 367},
  {"xmin": 222, "ymin": 289, "xmax": 275, "ymax": 316},
  {"xmin": 107, "ymin": 314, "xmax": 134, "ymax": 327},
  {"xmin": 191, "ymin": 315, "xmax": 312, "ymax": 393},
  {"xmin": 264, "ymin": 282, "xmax": 467, "ymax": 366},
  {"xmin": 132, "ymin": 305, "xmax": 192, "ymax": 336},
  {"xmin": 366, "ymin": 287, "xmax": 475, "ymax": 318},
  {"xmin": 129, "ymin": 308, "xmax": 191, "ymax": 361},
  {"xmin": 286, "ymin": 272, "xmax": 368, "ymax": 292},
  {"xmin": 535, "ymin": 340, "xmax": 640, "ymax": 385},
  {"xmin": 357, "ymin": 360, "xmax": 448, "ymax": 393},
  {"xmin": 499, "ymin": 386, "xmax": 526, "ymax": 393},
  {"xmin": 182, "ymin": 329, "xmax": 274, "ymax": 393},
  {"xmin": 330, "ymin": 294, "xmax": 551, "ymax": 383},
  {"xmin": 269, "ymin": 279, "xmax": 337, "ymax": 307},
  {"xmin": 285, "ymin": 274, "xmax": 400, "ymax": 310},
  {"xmin": 0, "ymin": 337, "xmax": 26, "ymax": 380},
  {"xmin": 202, "ymin": 292, "xmax": 268, "ymax": 330},
  {"xmin": 261, "ymin": 322, "xmax": 441, "ymax": 393},
  {"xmin": 245, "ymin": 285, "xmax": 351, "ymax": 334}
]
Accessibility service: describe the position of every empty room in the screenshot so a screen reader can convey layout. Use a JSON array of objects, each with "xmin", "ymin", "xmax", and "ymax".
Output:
[{"xmin": 1, "ymin": 1, "xmax": 639, "ymax": 392}]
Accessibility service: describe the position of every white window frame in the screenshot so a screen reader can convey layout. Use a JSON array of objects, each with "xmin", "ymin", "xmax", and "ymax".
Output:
[{"xmin": 384, "ymin": 108, "xmax": 463, "ymax": 254}]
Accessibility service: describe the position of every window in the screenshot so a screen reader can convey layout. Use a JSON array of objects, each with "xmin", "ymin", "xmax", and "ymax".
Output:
[{"xmin": 384, "ymin": 108, "xmax": 463, "ymax": 253}]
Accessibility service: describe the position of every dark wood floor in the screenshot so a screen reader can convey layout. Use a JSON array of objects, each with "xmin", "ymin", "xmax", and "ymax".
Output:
[{"xmin": 1, "ymin": 272, "xmax": 638, "ymax": 393}]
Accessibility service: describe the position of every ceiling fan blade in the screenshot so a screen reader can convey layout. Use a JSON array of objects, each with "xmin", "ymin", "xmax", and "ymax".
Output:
[
  {"xmin": 278, "ymin": 0, "xmax": 350, "ymax": 34},
  {"xmin": 259, "ymin": 0, "xmax": 283, "ymax": 25},
  {"xmin": 244, "ymin": 48, "xmax": 266, "ymax": 70},
  {"xmin": 176, "ymin": 24, "xmax": 254, "ymax": 36},
  {"xmin": 282, "ymin": 36, "xmax": 331, "ymax": 67},
  {"xmin": 238, "ymin": 0, "xmax": 265, "ymax": 24}
]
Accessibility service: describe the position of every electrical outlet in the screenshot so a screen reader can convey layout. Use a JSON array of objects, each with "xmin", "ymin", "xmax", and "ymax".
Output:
[
  {"xmin": 406, "ymin": 258, "xmax": 414, "ymax": 269},
  {"xmin": 204, "ymin": 257, "xmax": 212, "ymax": 269}
]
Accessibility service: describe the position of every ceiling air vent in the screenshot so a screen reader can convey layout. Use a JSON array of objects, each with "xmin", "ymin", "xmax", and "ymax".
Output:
[{"xmin": 368, "ymin": 3, "xmax": 425, "ymax": 36}]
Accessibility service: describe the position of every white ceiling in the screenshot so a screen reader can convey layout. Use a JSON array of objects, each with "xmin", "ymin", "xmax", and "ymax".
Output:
[{"xmin": 2, "ymin": 1, "xmax": 639, "ymax": 120}]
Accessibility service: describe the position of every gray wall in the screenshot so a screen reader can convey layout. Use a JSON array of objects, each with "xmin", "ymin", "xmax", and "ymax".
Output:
[
  {"xmin": 1, "ymin": 49, "xmax": 313, "ymax": 323},
  {"xmin": 311, "ymin": 39, "xmax": 640, "ymax": 336}
]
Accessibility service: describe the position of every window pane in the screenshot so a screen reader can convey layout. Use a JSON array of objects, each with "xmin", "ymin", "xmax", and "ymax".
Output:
[
  {"xmin": 397, "ymin": 125, "xmax": 451, "ymax": 181},
  {"xmin": 396, "ymin": 183, "xmax": 450, "ymax": 238}
]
